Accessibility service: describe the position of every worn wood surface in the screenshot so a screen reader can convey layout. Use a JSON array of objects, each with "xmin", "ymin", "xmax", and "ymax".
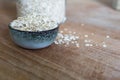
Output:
[{"xmin": 0, "ymin": 0, "xmax": 120, "ymax": 80}]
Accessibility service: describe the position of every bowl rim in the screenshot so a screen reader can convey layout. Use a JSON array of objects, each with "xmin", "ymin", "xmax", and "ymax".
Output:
[{"xmin": 8, "ymin": 23, "xmax": 60, "ymax": 33}]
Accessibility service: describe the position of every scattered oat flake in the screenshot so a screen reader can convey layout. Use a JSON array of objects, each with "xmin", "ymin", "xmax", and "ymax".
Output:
[
  {"xmin": 84, "ymin": 35, "xmax": 88, "ymax": 38},
  {"xmin": 106, "ymin": 35, "xmax": 110, "ymax": 39},
  {"xmin": 73, "ymin": 32, "xmax": 76, "ymax": 34},
  {"xmin": 103, "ymin": 44, "xmax": 107, "ymax": 48},
  {"xmin": 60, "ymin": 31, "xmax": 63, "ymax": 33},
  {"xmin": 84, "ymin": 40, "xmax": 88, "ymax": 43},
  {"xmin": 89, "ymin": 44, "xmax": 93, "ymax": 47},
  {"xmin": 76, "ymin": 43, "xmax": 80, "ymax": 48},
  {"xmin": 81, "ymin": 24, "xmax": 85, "ymax": 26},
  {"xmin": 85, "ymin": 44, "xmax": 90, "ymax": 47}
]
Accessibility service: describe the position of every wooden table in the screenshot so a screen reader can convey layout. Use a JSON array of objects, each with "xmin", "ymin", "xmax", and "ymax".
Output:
[{"xmin": 0, "ymin": 0, "xmax": 120, "ymax": 80}]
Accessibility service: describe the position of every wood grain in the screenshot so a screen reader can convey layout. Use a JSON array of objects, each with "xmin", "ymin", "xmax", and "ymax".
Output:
[{"xmin": 0, "ymin": 0, "xmax": 120, "ymax": 80}]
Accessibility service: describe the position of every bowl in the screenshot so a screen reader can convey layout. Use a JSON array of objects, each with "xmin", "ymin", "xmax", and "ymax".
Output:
[{"xmin": 9, "ymin": 25, "xmax": 59, "ymax": 49}]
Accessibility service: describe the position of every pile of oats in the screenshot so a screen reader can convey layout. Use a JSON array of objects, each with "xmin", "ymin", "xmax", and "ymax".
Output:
[{"xmin": 10, "ymin": 15, "xmax": 58, "ymax": 31}]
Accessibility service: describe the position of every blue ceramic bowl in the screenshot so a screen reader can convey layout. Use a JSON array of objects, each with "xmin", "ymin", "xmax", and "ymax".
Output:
[{"xmin": 9, "ymin": 25, "xmax": 59, "ymax": 49}]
